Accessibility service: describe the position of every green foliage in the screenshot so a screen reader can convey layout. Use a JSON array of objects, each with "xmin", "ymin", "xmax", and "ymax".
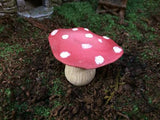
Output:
[
  {"xmin": 124, "ymin": 0, "xmax": 159, "ymax": 41},
  {"xmin": 55, "ymin": 1, "xmax": 119, "ymax": 36},
  {"xmin": 140, "ymin": 47, "xmax": 159, "ymax": 62},
  {"xmin": 55, "ymin": 0, "xmax": 158, "ymax": 42},
  {"xmin": 0, "ymin": 24, "xmax": 4, "ymax": 33},
  {"xmin": 55, "ymin": 2, "xmax": 94, "ymax": 26},
  {"xmin": 13, "ymin": 102, "xmax": 28, "ymax": 113},
  {"xmin": 0, "ymin": 42, "xmax": 24, "ymax": 59},
  {"xmin": 123, "ymin": 104, "xmax": 149, "ymax": 120},
  {"xmin": 49, "ymin": 78, "xmax": 64, "ymax": 96},
  {"xmin": 15, "ymin": 17, "xmax": 43, "ymax": 39},
  {"xmin": 16, "ymin": 17, "xmax": 26, "ymax": 24},
  {"xmin": 4, "ymin": 88, "xmax": 11, "ymax": 97},
  {"xmin": 34, "ymin": 106, "xmax": 50, "ymax": 117}
]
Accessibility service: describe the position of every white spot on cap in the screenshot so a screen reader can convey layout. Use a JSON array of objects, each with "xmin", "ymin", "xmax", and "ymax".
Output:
[
  {"xmin": 82, "ymin": 44, "xmax": 92, "ymax": 49},
  {"xmin": 113, "ymin": 46, "xmax": 122, "ymax": 53},
  {"xmin": 103, "ymin": 36, "xmax": 110, "ymax": 39},
  {"xmin": 84, "ymin": 28, "xmax": 89, "ymax": 31},
  {"xmin": 85, "ymin": 33, "xmax": 93, "ymax": 38},
  {"xmin": 98, "ymin": 39, "xmax": 103, "ymax": 43},
  {"xmin": 62, "ymin": 35, "xmax": 69, "ymax": 39},
  {"xmin": 51, "ymin": 30, "xmax": 58, "ymax": 36},
  {"xmin": 72, "ymin": 28, "xmax": 78, "ymax": 31},
  {"xmin": 95, "ymin": 56, "xmax": 104, "ymax": 65},
  {"xmin": 60, "ymin": 51, "xmax": 71, "ymax": 58}
]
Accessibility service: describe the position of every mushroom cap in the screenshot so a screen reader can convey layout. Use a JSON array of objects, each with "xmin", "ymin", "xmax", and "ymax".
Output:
[{"xmin": 48, "ymin": 27, "xmax": 123, "ymax": 69}]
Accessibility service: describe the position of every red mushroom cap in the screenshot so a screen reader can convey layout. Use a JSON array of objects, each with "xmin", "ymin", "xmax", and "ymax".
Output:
[{"xmin": 48, "ymin": 27, "xmax": 123, "ymax": 69}]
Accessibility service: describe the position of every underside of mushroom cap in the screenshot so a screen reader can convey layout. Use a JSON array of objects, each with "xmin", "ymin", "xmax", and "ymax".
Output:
[{"xmin": 48, "ymin": 27, "xmax": 123, "ymax": 69}]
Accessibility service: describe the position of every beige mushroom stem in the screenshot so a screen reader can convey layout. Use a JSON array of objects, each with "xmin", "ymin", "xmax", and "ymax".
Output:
[{"xmin": 64, "ymin": 65, "xmax": 96, "ymax": 86}]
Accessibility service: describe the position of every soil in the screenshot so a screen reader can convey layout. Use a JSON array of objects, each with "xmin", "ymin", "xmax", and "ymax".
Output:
[{"xmin": 0, "ymin": 11, "xmax": 160, "ymax": 120}]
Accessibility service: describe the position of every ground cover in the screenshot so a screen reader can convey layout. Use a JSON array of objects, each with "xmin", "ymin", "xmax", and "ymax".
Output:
[{"xmin": 0, "ymin": 0, "xmax": 160, "ymax": 119}]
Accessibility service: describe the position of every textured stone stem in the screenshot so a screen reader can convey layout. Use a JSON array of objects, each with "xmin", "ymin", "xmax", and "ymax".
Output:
[{"xmin": 64, "ymin": 65, "xmax": 96, "ymax": 86}]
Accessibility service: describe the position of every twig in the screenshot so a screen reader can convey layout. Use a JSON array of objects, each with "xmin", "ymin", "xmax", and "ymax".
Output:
[
  {"xmin": 98, "ymin": 0, "xmax": 127, "ymax": 9},
  {"xmin": 26, "ymin": 18, "xmax": 49, "ymax": 32},
  {"xmin": 117, "ymin": 112, "xmax": 130, "ymax": 120}
]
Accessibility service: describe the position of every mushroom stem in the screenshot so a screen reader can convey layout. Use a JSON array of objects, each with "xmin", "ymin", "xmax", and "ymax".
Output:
[{"xmin": 64, "ymin": 65, "xmax": 96, "ymax": 86}]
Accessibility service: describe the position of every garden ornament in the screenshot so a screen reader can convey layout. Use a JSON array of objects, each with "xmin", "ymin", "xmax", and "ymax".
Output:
[{"xmin": 48, "ymin": 27, "xmax": 123, "ymax": 86}]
